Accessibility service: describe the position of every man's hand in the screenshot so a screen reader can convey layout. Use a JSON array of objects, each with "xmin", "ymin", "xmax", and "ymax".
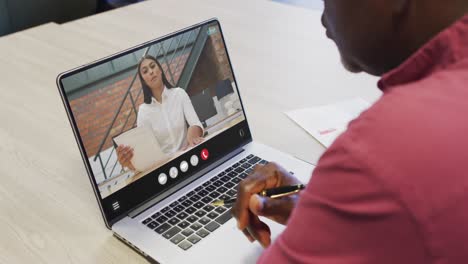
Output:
[{"xmin": 232, "ymin": 162, "xmax": 301, "ymax": 248}]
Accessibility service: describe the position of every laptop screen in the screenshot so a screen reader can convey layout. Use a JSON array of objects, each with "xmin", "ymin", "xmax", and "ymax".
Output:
[{"xmin": 57, "ymin": 19, "xmax": 251, "ymax": 225}]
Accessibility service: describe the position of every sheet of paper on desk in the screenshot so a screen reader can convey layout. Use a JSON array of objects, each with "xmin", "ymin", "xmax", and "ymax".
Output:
[{"xmin": 285, "ymin": 97, "xmax": 371, "ymax": 148}]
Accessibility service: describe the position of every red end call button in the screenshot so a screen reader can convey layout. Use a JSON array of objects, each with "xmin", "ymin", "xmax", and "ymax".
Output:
[{"xmin": 200, "ymin": 149, "xmax": 209, "ymax": 160}]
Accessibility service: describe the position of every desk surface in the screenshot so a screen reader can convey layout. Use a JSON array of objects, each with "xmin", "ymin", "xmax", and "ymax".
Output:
[{"xmin": 0, "ymin": 0, "xmax": 380, "ymax": 263}]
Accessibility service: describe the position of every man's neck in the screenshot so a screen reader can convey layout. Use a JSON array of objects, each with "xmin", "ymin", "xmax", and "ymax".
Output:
[{"xmin": 409, "ymin": 2, "xmax": 467, "ymax": 56}]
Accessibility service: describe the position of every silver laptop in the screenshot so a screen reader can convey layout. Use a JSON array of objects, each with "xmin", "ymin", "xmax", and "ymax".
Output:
[{"xmin": 57, "ymin": 18, "xmax": 314, "ymax": 264}]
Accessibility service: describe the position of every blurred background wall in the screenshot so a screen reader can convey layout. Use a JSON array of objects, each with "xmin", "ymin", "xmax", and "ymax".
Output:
[
  {"xmin": 0, "ymin": 0, "xmax": 149, "ymax": 36},
  {"xmin": 0, "ymin": 0, "xmax": 321, "ymax": 37}
]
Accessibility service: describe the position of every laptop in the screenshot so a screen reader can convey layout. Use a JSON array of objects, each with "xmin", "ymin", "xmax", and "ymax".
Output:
[{"xmin": 56, "ymin": 18, "xmax": 314, "ymax": 263}]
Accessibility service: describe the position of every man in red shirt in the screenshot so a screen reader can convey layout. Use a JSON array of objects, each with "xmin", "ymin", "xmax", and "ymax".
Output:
[{"xmin": 232, "ymin": 1, "xmax": 468, "ymax": 263}]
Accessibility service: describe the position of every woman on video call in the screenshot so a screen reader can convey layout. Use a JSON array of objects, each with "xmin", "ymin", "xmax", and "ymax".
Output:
[{"xmin": 117, "ymin": 55, "xmax": 204, "ymax": 171}]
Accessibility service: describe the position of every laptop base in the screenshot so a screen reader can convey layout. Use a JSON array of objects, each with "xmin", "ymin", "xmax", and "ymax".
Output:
[{"xmin": 112, "ymin": 141, "xmax": 314, "ymax": 264}]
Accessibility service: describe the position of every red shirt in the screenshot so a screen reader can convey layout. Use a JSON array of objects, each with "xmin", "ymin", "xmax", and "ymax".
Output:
[{"xmin": 259, "ymin": 15, "xmax": 468, "ymax": 264}]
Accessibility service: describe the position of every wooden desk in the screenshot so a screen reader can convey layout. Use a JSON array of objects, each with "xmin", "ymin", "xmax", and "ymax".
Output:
[{"xmin": 0, "ymin": 1, "xmax": 380, "ymax": 263}]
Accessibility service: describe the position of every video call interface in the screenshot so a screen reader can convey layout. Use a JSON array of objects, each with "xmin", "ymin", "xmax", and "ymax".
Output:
[{"xmin": 61, "ymin": 22, "xmax": 246, "ymax": 199}]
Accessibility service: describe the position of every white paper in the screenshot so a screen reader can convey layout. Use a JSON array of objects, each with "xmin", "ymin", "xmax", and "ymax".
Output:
[
  {"xmin": 113, "ymin": 126, "xmax": 167, "ymax": 172},
  {"xmin": 286, "ymin": 98, "xmax": 370, "ymax": 147}
]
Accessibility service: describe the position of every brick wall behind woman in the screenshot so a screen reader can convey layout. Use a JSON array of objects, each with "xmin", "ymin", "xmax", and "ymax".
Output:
[
  {"xmin": 186, "ymin": 31, "xmax": 234, "ymax": 97},
  {"xmin": 210, "ymin": 29, "xmax": 234, "ymax": 83},
  {"xmin": 69, "ymin": 76, "xmax": 143, "ymax": 158}
]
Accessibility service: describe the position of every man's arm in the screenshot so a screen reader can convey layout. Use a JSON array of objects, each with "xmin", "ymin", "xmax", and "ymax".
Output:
[{"xmin": 258, "ymin": 142, "xmax": 427, "ymax": 264}]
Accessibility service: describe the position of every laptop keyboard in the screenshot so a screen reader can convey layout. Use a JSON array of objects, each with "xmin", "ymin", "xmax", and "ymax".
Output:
[{"xmin": 140, "ymin": 154, "xmax": 267, "ymax": 251}]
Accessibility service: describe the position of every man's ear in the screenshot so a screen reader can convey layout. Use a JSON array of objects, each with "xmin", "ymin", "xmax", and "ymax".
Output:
[
  {"xmin": 392, "ymin": 0, "xmax": 411, "ymax": 28},
  {"xmin": 392, "ymin": 0, "xmax": 412, "ymax": 20}
]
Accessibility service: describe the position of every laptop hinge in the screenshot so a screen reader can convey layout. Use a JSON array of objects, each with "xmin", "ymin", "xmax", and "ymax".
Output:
[{"xmin": 127, "ymin": 146, "xmax": 246, "ymax": 218}]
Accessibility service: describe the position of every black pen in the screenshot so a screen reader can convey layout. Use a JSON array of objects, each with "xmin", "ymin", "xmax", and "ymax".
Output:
[{"xmin": 211, "ymin": 184, "xmax": 306, "ymax": 207}]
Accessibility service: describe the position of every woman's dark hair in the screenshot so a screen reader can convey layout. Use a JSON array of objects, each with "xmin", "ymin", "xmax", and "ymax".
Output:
[{"xmin": 137, "ymin": 55, "xmax": 174, "ymax": 104}]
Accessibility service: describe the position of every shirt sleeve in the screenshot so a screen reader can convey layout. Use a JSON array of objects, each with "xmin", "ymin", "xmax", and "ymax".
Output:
[
  {"xmin": 136, "ymin": 105, "xmax": 151, "ymax": 128},
  {"xmin": 180, "ymin": 89, "xmax": 204, "ymax": 132},
  {"xmin": 257, "ymin": 138, "xmax": 427, "ymax": 264}
]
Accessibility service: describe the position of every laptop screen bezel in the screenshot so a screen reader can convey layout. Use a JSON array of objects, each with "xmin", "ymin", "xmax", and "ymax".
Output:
[{"xmin": 56, "ymin": 18, "xmax": 253, "ymax": 228}]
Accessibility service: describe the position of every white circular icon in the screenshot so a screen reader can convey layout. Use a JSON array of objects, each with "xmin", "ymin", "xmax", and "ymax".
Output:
[
  {"xmin": 169, "ymin": 167, "xmax": 178, "ymax": 179},
  {"xmin": 190, "ymin": 155, "xmax": 199, "ymax": 167},
  {"xmin": 239, "ymin": 129, "xmax": 245, "ymax": 137},
  {"xmin": 180, "ymin": 161, "xmax": 189, "ymax": 173},
  {"xmin": 158, "ymin": 173, "xmax": 168, "ymax": 185}
]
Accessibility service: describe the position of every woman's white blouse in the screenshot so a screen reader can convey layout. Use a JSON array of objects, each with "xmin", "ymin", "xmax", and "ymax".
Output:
[{"xmin": 136, "ymin": 87, "xmax": 203, "ymax": 154}]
